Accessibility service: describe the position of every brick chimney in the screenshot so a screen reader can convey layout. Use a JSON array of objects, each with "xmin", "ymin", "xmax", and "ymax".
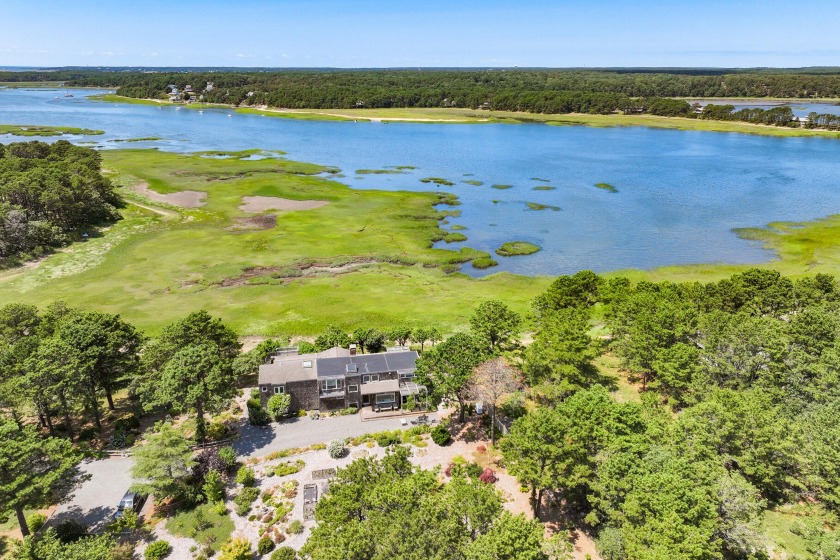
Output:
[{"xmin": 349, "ymin": 344, "xmax": 357, "ymax": 356}]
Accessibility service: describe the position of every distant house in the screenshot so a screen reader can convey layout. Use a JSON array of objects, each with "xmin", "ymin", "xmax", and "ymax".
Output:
[
  {"xmin": 167, "ymin": 84, "xmax": 179, "ymax": 94},
  {"xmin": 205, "ymin": 81, "xmax": 215, "ymax": 92},
  {"xmin": 184, "ymin": 85, "xmax": 193, "ymax": 92},
  {"xmin": 258, "ymin": 346, "xmax": 425, "ymax": 413}
]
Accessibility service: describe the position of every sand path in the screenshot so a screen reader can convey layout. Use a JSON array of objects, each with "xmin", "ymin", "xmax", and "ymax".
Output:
[
  {"xmin": 239, "ymin": 196, "xmax": 328, "ymax": 213},
  {"xmin": 131, "ymin": 181, "xmax": 206, "ymax": 208}
]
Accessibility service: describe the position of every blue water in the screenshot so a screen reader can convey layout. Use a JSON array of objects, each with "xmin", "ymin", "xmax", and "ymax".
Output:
[
  {"xmin": 3, "ymin": 87, "xmax": 840, "ymax": 277},
  {"xmin": 698, "ymin": 101, "xmax": 840, "ymax": 118}
]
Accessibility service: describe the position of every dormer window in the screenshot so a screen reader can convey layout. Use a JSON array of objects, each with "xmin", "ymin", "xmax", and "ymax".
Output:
[
  {"xmin": 346, "ymin": 364, "xmax": 358, "ymax": 374},
  {"xmin": 302, "ymin": 360, "xmax": 312, "ymax": 368}
]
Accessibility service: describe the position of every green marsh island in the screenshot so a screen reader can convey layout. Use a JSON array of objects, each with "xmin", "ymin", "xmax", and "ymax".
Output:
[{"xmin": 495, "ymin": 241, "xmax": 541, "ymax": 257}]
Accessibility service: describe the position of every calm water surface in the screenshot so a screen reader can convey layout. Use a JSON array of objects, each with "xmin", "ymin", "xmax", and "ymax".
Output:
[{"xmin": 3, "ymin": 88, "xmax": 840, "ymax": 277}]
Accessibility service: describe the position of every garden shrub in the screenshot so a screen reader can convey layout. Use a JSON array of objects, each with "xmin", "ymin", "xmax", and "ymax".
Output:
[
  {"xmin": 54, "ymin": 518, "xmax": 88, "ymax": 542},
  {"xmin": 247, "ymin": 397, "xmax": 271, "ymax": 426},
  {"xmin": 236, "ymin": 466, "xmax": 256, "ymax": 487},
  {"xmin": 27, "ymin": 512, "xmax": 47, "ymax": 533},
  {"xmin": 218, "ymin": 446, "xmax": 237, "ymax": 470},
  {"xmin": 406, "ymin": 425, "xmax": 431, "ymax": 436},
  {"xmin": 267, "ymin": 393, "xmax": 292, "ymax": 420},
  {"xmin": 287, "ymin": 519, "xmax": 304, "ymax": 534},
  {"xmin": 108, "ymin": 430, "xmax": 128, "ymax": 449},
  {"xmin": 234, "ymin": 487, "xmax": 260, "ymax": 516},
  {"xmin": 271, "ymin": 547, "xmax": 297, "ymax": 560},
  {"xmin": 206, "ymin": 421, "xmax": 228, "ymax": 441},
  {"xmin": 375, "ymin": 431, "xmax": 401, "ymax": 447},
  {"xmin": 144, "ymin": 540, "xmax": 172, "ymax": 560},
  {"xmin": 110, "ymin": 510, "xmax": 140, "ymax": 534},
  {"xmin": 194, "ymin": 448, "xmax": 228, "ymax": 480},
  {"xmin": 479, "ymin": 467, "xmax": 498, "ymax": 484},
  {"xmin": 272, "ymin": 460, "xmax": 304, "ymax": 477},
  {"xmin": 203, "ymin": 469, "xmax": 225, "ymax": 502},
  {"xmin": 114, "ymin": 413, "xmax": 141, "ymax": 432},
  {"xmin": 465, "ymin": 462, "xmax": 483, "ymax": 478},
  {"xmin": 78, "ymin": 426, "xmax": 99, "ymax": 441},
  {"xmin": 258, "ymin": 536, "xmax": 276, "ymax": 554},
  {"xmin": 431, "ymin": 425, "xmax": 451, "ymax": 446},
  {"xmin": 219, "ymin": 538, "xmax": 252, "ymax": 560},
  {"xmin": 311, "ymin": 442, "xmax": 326, "ymax": 450},
  {"xmin": 328, "ymin": 439, "xmax": 346, "ymax": 459}
]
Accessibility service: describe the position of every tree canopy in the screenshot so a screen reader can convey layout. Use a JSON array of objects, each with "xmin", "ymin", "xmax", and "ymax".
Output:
[{"xmin": 0, "ymin": 141, "xmax": 122, "ymax": 265}]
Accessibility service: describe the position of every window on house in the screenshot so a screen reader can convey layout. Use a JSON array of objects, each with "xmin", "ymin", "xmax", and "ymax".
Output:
[
  {"xmin": 376, "ymin": 393, "xmax": 395, "ymax": 405},
  {"xmin": 274, "ymin": 386, "xmax": 285, "ymax": 394},
  {"xmin": 362, "ymin": 374, "xmax": 379, "ymax": 384},
  {"xmin": 302, "ymin": 360, "xmax": 313, "ymax": 368},
  {"xmin": 399, "ymin": 371, "xmax": 415, "ymax": 380},
  {"xmin": 322, "ymin": 379, "xmax": 342, "ymax": 391},
  {"xmin": 260, "ymin": 386, "xmax": 268, "ymax": 392},
  {"xmin": 348, "ymin": 385, "xmax": 359, "ymax": 393}
]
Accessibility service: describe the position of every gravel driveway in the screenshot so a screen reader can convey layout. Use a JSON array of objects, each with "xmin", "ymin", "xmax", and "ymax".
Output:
[
  {"xmin": 46, "ymin": 413, "xmax": 435, "ymax": 534},
  {"xmin": 233, "ymin": 412, "xmax": 438, "ymax": 458},
  {"xmin": 48, "ymin": 456, "xmax": 135, "ymax": 533}
]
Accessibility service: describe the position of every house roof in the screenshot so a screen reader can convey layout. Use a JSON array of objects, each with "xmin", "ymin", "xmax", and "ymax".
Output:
[
  {"xmin": 316, "ymin": 350, "xmax": 418, "ymax": 379},
  {"xmin": 258, "ymin": 347, "xmax": 351, "ymax": 385},
  {"xmin": 360, "ymin": 379, "xmax": 400, "ymax": 395},
  {"xmin": 258, "ymin": 347, "xmax": 418, "ymax": 385}
]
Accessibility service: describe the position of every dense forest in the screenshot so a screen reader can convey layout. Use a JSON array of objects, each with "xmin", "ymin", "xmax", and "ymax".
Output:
[
  {"xmin": 501, "ymin": 269, "xmax": 840, "ymax": 559},
  {"xmin": 0, "ymin": 141, "xmax": 122, "ymax": 266},
  {"xmin": 4, "ymin": 269, "xmax": 840, "ymax": 558},
  {"xmin": 6, "ymin": 68, "xmax": 840, "ymax": 111}
]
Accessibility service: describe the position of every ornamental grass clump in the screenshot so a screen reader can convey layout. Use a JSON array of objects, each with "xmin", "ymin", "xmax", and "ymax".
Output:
[{"xmin": 328, "ymin": 439, "xmax": 346, "ymax": 459}]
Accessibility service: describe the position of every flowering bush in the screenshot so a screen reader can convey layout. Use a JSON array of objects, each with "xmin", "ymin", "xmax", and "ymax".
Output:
[{"xmin": 479, "ymin": 467, "xmax": 498, "ymax": 484}]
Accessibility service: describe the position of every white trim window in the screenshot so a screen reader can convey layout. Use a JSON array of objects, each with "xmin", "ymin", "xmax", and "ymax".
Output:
[
  {"xmin": 348, "ymin": 385, "xmax": 359, "ymax": 393},
  {"xmin": 274, "ymin": 386, "xmax": 285, "ymax": 395},
  {"xmin": 322, "ymin": 379, "xmax": 342, "ymax": 391},
  {"xmin": 375, "ymin": 393, "xmax": 396, "ymax": 405},
  {"xmin": 260, "ymin": 386, "xmax": 268, "ymax": 393},
  {"xmin": 362, "ymin": 374, "xmax": 380, "ymax": 384}
]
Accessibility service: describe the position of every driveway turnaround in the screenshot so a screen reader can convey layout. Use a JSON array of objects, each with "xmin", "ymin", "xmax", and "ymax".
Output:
[
  {"xmin": 46, "ymin": 412, "xmax": 436, "ymax": 532},
  {"xmin": 49, "ymin": 456, "xmax": 135, "ymax": 533},
  {"xmin": 234, "ymin": 412, "xmax": 439, "ymax": 458}
]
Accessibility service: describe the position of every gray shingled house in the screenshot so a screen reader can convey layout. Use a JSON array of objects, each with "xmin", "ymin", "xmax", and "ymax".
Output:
[{"xmin": 258, "ymin": 346, "xmax": 425, "ymax": 413}]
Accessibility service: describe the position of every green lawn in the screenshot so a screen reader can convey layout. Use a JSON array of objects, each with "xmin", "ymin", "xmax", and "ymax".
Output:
[
  {"xmin": 167, "ymin": 503, "xmax": 234, "ymax": 552},
  {"xmin": 763, "ymin": 503, "xmax": 838, "ymax": 559}
]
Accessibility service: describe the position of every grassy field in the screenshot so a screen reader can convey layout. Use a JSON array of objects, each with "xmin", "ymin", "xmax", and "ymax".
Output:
[
  {"xmin": 0, "ymin": 149, "xmax": 545, "ymax": 335},
  {"xmin": 0, "ymin": 124, "xmax": 104, "ymax": 136}
]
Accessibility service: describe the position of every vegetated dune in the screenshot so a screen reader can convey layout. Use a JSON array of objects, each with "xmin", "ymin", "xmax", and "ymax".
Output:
[
  {"xmin": 239, "ymin": 196, "xmax": 329, "ymax": 213},
  {"xmin": 132, "ymin": 181, "xmax": 206, "ymax": 208}
]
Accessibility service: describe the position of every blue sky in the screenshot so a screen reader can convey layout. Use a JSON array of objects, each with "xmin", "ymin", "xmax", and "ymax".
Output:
[{"xmin": 3, "ymin": 0, "xmax": 840, "ymax": 68}]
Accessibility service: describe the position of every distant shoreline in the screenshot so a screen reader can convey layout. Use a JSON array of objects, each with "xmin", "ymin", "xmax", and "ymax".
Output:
[{"xmin": 89, "ymin": 93, "xmax": 840, "ymax": 138}]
